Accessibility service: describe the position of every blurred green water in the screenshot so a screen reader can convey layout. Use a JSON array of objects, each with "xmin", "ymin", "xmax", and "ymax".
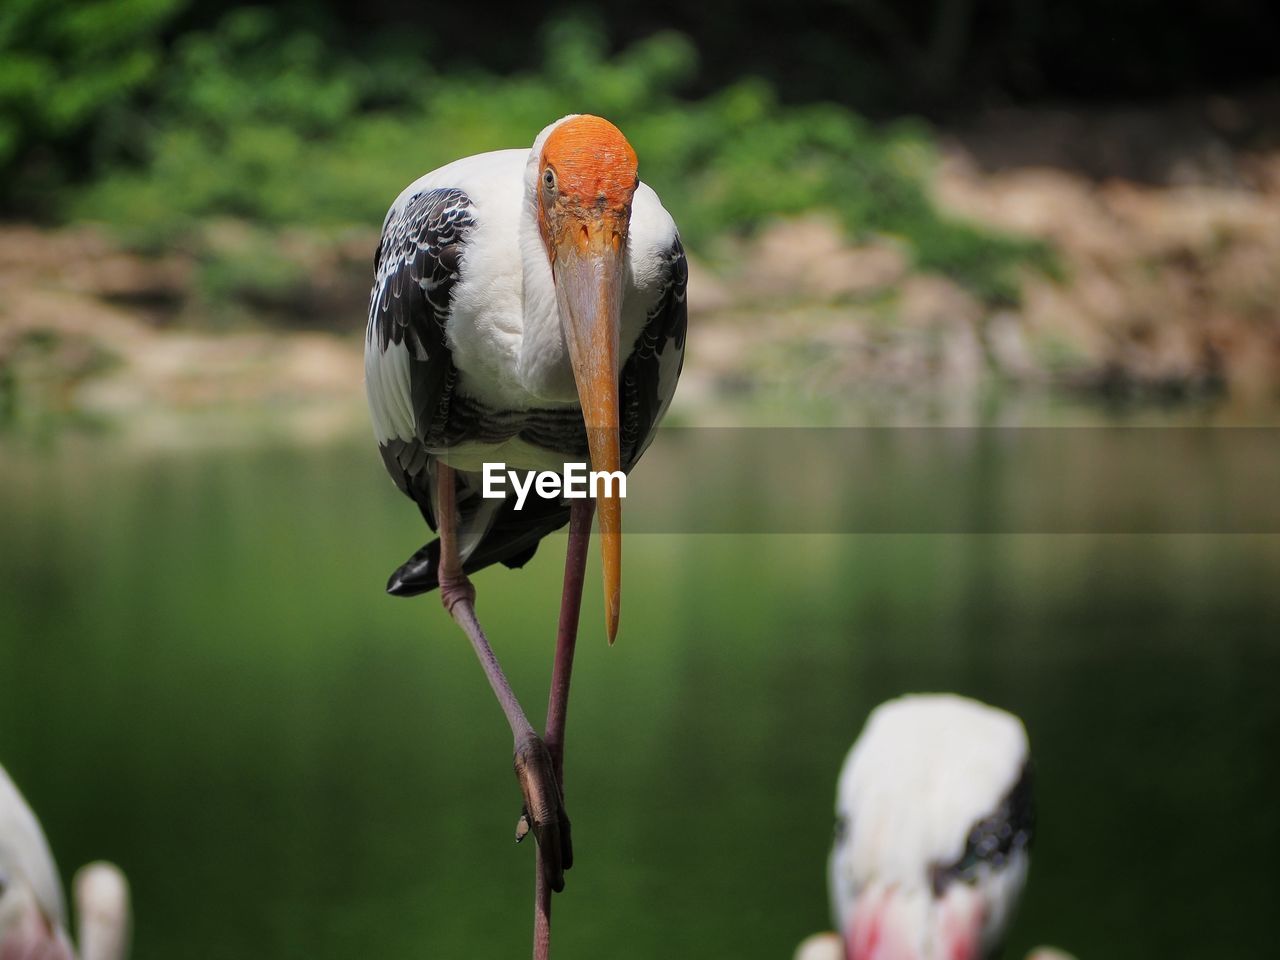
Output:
[{"xmin": 0, "ymin": 433, "xmax": 1277, "ymax": 959}]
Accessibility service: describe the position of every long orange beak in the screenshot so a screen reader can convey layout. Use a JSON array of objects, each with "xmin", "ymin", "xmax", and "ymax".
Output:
[{"xmin": 553, "ymin": 214, "xmax": 625, "ymax": 642}]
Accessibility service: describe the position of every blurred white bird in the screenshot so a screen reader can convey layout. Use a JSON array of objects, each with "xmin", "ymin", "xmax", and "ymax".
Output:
[
  {"xmin": 795, "ymin": 935, "xmax": 1075, "ymax": 960},
  {"xmin": 0, "ymin": 764, "xmax": 129, "ymax": 960},
  {"xmin": 794, "ymin": 694, "xmax": 1074, "ymax": 960}
]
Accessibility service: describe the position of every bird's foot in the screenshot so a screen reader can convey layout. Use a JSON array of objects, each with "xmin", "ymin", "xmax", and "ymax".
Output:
[
  {"xmin": 513, "ymin": 730, "xmax": 573, "ymax": 892},
  {"xmin": 438, "ymin": 570, "xmax": 476, "ymax": 616}
]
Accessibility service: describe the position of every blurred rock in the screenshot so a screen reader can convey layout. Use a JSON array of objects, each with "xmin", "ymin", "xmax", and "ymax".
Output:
[
  {"xmin": 0, "ymin": 224, "xmax": 189, "ymax": 307},
  {"xmin": 742, "ymin": 215, "xmax": 909, "ymax": 302},
  {"xmin": 685, "ymin": 253, "xmax": 733, "ymax": 315},
  {"xmin": 0, "ymin": 225, "xmax": 365, "ymax": 443},
  {"xmin": 937, "ymin": 144, "xmax": 1280, "ymax": 404}
]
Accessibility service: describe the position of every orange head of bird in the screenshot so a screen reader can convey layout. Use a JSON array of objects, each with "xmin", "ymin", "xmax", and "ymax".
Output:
[{"xmin": 536, "ymin": 115, "xmax": 639, "ymax": 644}]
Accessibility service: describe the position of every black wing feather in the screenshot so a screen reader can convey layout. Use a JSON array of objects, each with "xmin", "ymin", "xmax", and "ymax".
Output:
[
  {"xmin": 368, "ymin": 188, "xmax": 470, "ymax": 540},
  {"xmin": 621, "ymin": 235, "xmax": 688, "ymax": 468},
  {"xmin": 369, "ymin": 188, "xmax": 570, "ymax": 594}
]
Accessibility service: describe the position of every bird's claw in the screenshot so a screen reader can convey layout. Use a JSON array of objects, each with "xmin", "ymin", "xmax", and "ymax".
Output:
[{"xmin": 513, "ymin": 731, "xmax": 573, "ymax": 892}]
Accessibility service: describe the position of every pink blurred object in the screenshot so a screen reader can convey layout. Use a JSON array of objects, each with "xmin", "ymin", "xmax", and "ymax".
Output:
[{"xmin": 0, "ymin": 765, "xmax": 129, "ymax": 960}]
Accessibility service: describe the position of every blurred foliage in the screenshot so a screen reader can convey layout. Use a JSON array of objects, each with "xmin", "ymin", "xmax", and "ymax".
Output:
[
  {"xmin": 152, "ymin": 0, "xmax": 1280, "ymax": 116},
  {"xmin": 0, "ymin": 0, "xmax": 187, "ymax": 208},
  {"xmin": 47, "ymin": 9, "xmax": 1047, "ymax": 303}
]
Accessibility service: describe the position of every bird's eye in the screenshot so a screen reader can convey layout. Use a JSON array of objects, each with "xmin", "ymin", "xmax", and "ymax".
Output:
[{"xmin": 543, "ymin": 168, "xmax": 557, "ymax": 192}]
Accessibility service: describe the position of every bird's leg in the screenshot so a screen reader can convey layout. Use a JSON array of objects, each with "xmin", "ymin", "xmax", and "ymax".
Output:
[
  {"xmin": 534, "ymin": 863, "xmax": 553, "ymax": 960},
  {"xmin": 434, "ymin": 462, "xmax": 569, "ymax": 892},
  {"xmin": 531, "ymin": 498, "xmax": 595, "ymax": 960},
  {"xmin": 545, "ymin": 498, "xmax": 594, "ymax": 791}
]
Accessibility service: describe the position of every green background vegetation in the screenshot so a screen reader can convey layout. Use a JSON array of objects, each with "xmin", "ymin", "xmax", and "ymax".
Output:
[
  {"xmin": 2, "ymin": 2, "xmax": 1078, "ymax": 304},
  {"xmin": 9, "ymin": 2, "xmax": 1274, "ymax": 305}
]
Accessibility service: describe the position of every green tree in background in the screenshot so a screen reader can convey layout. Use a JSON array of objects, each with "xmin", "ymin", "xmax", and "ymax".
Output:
[
  {"xmin": 3, "ymin": 3, "xmax": 1052, "ymax": 305},
  {"xmin": 81, "ymin": 12, "xmax": 1047, "ymax": 302},
  {"xmin": 0, "ymin": 0, "xmax": 186, "ymax": 210}
]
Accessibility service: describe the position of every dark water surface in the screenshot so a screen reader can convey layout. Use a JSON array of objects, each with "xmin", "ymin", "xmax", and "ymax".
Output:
[{"xmin": 1, "ymin": 434, "xmax": 1277, "ymax": 959}]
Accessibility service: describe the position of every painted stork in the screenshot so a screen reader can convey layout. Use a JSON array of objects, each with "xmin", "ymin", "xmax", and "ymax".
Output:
[
  {"xmin": 363, "ymin": 114, "xmax": 687, "ymax": 894},
  {"xmin": 0, "ymin": 764, "xmax": 131, "ymax": 960},
  {"xmin": 809, "ymin": 695, "xmax": 1036, "ymax": 960}
]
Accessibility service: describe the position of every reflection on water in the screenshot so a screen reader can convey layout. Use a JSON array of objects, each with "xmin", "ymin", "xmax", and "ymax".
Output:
[{"xmin": 1, "ymin": 434, "xmax": 1277, "ymax": 959}]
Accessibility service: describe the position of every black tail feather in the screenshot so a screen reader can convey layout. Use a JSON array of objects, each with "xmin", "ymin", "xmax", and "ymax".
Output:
[{"xmin": 386, "ymin": 541, "xmax": 441, "ymax": 597}]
